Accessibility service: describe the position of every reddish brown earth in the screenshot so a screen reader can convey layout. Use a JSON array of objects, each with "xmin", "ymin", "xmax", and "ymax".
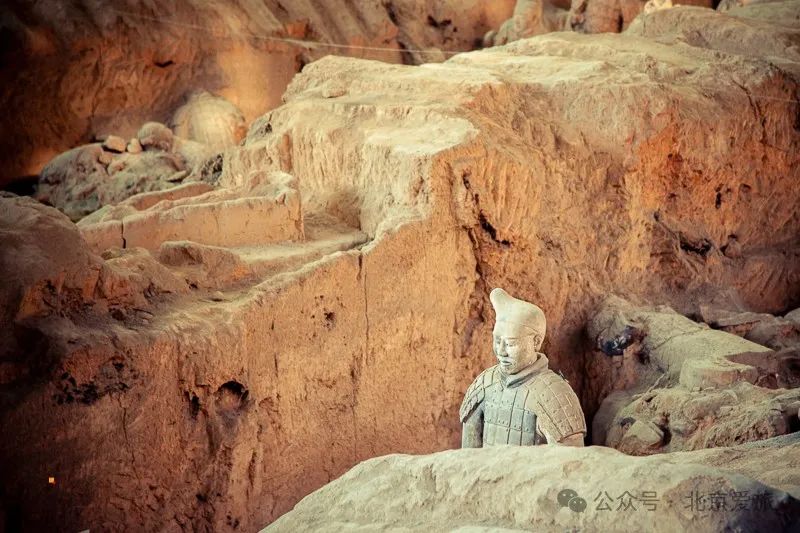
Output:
[{"xmin": 1, "ymin": 1, "xmax": 799, "ymax": 531}]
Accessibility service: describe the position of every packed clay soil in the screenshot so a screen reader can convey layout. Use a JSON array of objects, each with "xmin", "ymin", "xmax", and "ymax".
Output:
[{"xmin": 1, "ymin": 1, "xmax": 799, "ymax": 532}]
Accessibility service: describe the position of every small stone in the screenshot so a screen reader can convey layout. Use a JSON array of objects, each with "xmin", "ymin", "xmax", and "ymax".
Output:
[
  {"xmin": 98, "ymin": 150, "xmax": 113, "ymax": 165},
  {"xmin": 137, "ymin": 122, "xmax": 174, "ymax": 152},
  {"xmin": 620, "ymin": 420, "xmax": 664, "ymax": 450},
  {"xmin": 127, "ymin": 138, "xmax": 143, "ymax": 154},
  {"xmin": 785, "ymin": 308, "xmax": 800, "ymax": 324},
  {"xmin": 102, "ymin": 135, "xmax": 127, "ymax": 153}
]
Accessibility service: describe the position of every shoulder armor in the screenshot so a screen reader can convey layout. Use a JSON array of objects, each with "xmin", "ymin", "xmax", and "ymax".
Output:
[
  {"xmin": 524, "ymin": 370, "xmax": 586, "ymax": 442},
  {"xmin": 459, "ymin": 365, "xmax": 499, "ymax": 423}
]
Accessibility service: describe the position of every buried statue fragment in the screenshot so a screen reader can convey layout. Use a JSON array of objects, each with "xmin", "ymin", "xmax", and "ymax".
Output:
[{"xmin": 460, "ymin": 288, "xmax": 587, "ymax": 447}]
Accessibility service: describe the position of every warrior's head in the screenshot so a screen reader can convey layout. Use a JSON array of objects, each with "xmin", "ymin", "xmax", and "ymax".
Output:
[{"xmin": 490, "ymin": 288, "xmax": 546, "ymax": 375}]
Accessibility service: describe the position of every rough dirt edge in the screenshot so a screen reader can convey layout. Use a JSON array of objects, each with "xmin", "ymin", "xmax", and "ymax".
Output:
[
  {"xmin": 587, "ymin": 297, "xmax": 800, "ymax": 454},
  {"xmin": 266, "ymin": 435, "xmax": 800, "ymax": 532},
  {"xmin": 0, "ymin": 3, "xmax": 799, "ymax": 531}
]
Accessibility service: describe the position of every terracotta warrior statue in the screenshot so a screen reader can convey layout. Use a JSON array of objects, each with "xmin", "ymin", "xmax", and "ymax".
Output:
[{"xmin": 460, "ymin": 288, "xmax": 586, "ymax": 447}]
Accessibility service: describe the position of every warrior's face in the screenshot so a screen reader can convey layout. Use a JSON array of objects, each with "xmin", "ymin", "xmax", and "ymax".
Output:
[
  {"xmin": 493, "ymin": 324, "xmax": 541, "ymax": 375},
  {"xmin": 489, "ymin": 288, "xmax": 546, "ymax": 375}
]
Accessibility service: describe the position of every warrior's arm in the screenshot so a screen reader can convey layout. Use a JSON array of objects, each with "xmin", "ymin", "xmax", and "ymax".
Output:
[
  {"xmin": 460, "ymin": 367, "xmax": 495, "ymax": 448},
  {"xmin": 528, "ymin": 370, "xmax": 587, "ymax": 447},
  {"xmin": 541, "ymin": 426, "xmax": 585, "ymax": 447},
  {"xmin": 461, "ymin": 403, "xmax": 484, "ymax": 448}
]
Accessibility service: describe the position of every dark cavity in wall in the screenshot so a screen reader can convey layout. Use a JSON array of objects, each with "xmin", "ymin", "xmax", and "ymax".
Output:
[
  {"xmin": 479, "ymin": 213, "xmax": 511, "ymax": 246},
  {"xmin": 2, "ymin": 175, "xmax": 38, "ymax": 197},
  {"xmin": 427, "ymin": 16, "xmax": 452, "ymax": 29},
  {"xmin": 383, "ymin": 1, "xmax": 399, "ymax": 24},
  {"xmin": 679, "ymin": 235, "xmax": 713, "ymax": 257}
]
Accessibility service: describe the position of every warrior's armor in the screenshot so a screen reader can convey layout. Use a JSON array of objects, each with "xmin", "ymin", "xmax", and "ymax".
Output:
[{"xmin": 460, "ymin": 358, "xmax": 586, "ymax": 446}]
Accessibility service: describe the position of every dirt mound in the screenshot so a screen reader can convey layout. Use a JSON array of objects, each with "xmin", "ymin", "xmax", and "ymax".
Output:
[
  {"xmin": 267, "ymin": 436, "xmax": 800, "ymax": 531},
  {"xmin": 34, "ymin": 121, "xmax": 213, "ymax": 221}
]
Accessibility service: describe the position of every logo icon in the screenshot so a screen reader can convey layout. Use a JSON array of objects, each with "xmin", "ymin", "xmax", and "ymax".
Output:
[{"xmin": 558, "ymin": 488, "xmax": 587, "ymax": 513}]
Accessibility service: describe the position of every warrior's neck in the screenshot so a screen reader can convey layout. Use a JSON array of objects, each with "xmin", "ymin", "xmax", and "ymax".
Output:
[{"xmin": 500, "ymin": 353, "xmax": 549, "ymax": 387}]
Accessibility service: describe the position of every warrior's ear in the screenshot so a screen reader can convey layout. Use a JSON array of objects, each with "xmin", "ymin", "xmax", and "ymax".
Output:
[{"xmin": 533, "ymin": 335, "xmax": 542, "ymax": 349}]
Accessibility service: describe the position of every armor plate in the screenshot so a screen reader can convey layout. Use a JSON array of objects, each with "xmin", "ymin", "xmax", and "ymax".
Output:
[
  {"xmin": 459, "ymin": 366, "xmax": 499, "ymax": 422},
  {"xmin": 460, "ymin": 364, "xmax": 586, "ymax": 445},
  {"xmin": 524, "ymin": 370, "xmax": 586, "ymax": 442},
  {"xmin": 482, "ymin": 378, "xmax": 541, "ymax": 445}
]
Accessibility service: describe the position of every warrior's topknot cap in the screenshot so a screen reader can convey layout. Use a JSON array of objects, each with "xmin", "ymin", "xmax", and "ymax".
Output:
[{"xmin": 490, "ymin": 288, "xmax": 546, "ymax": 338}]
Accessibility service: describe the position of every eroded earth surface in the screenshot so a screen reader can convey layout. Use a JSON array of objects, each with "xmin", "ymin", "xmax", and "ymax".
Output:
[{"xmin": 1, "ymin": 1, "xmax": 800, "ymax": 531}]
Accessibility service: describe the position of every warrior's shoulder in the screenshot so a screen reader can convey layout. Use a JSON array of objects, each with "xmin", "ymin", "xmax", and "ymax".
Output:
[
  {"xmin": 523, "ymin": 369, "xmax": 586, "ymax": 441},
  {"xmin": 459, "ymin": 365, "xmax": 500, "ymax": 422}
]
